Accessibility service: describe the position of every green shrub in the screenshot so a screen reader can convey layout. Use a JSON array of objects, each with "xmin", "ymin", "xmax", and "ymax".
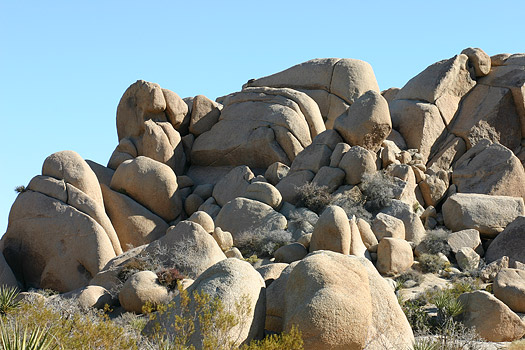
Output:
[
  {"xmin": 0, "ymin": 286, "xmax": 20, "ymax": 315},
  {"xmin": 14, "ymin": 186, "xmax": 26, "ymax": 194},
  {"xmin": 240, "ymin": 325, "xmax": 303, "ymax": 350},
  {"xmin": 417, "ymin": 254, "xmax": 449, "ymax": 274},
  {"xmin": 0, "ymin": 318, "xmax": 56, "ymax": 350}
]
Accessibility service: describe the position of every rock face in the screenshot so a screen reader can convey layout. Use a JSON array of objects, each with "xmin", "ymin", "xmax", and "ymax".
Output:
[
  {"xmin": 283, "ymin": 251, "xmax": 372, "ymax": 350},
  {"xmin": 143, "ymin": 221, "xmax": 226, "ymax": 278},
  {"xmin": 452, "ymin": 140, "xmax": 525, "ymax": 200},
  {"xmin": 442, "ymin": 193, "xmax": 525, "ymax": 238},
  {"xmin": 119, "ymin": 271, "xmax": 169, "ymax": 313},
  {"xmin": 215, "ymin": 198, "xmax": 287, "ymax": 241},
  {"xmin": 449, "ymin": 84, "xmax": 522, "ymax": 150},
  {"xmin": 447, "ymin": 229, "xmax": 483, "ymax": 256},
  {"xmin": 334, "ymin": 90, "xmax": 391, "ymax": 152},
  {"xmin": 338, "ymin": 146, "xmax": 377, "ymax": 185},
  {"xmin": 494, "ymin": 268, "xmax": 525, "ymax": 313},
  {"xmin": 485, "ymin": 216, "xmax": 525, "ymax": 264},
  {"xmin": 310, "ymin": 206, "xmax": 351, "ymax": 255},
  {"xmin": 212, "ymin": 166, "xmax": 254, "ymax": 207},
  {"xmin": 144, "ymin": 258, "xmax": 266, "ymax": 348},
  {"xmin": 191, "ymin": 87, "xmax": 325, "ymax": 168},
  {"xmin": 282, "ymin": 251, "xmax": 413, "ymax": 350},
  {"xmin": 376, "ymin": 238, "xmax": 413, "ymax": 275},
  {"xmin": 458, "ymin": 291, "xmax": 525, "ymax": 342},
  {"xmin": 101, "ymin": 184, "xmax": 168, "ymax": 249},
  {"xmin": 110, "ymin": 156, "xmax": 182, "ymax": 222},
  {"xmin": 389, "ymin": 99, "xmax": 446, "ymax": 162},
  {"xmin": 245, "ymin": 58, "xmax": 380, "ymax": 128},
  {"xmin": 3, "ymin": 191, "xmax": 116, "ymax": 292},
  {"xmin": 394, "ymin": 54, "xmax": 476, "ymax": 124}
]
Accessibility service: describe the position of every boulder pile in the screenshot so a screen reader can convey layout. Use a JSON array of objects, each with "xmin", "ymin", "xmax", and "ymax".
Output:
[{"xmin": 3, "ymin": 48, "xmax": 525, "ymax": 348}]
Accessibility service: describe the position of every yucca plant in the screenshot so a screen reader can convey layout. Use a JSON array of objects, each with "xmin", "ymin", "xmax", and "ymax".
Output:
[
  {"xmin": 0, "ymin": 318, "xmax": 56, "ymax": 350},
  {"xmin": 0, "ymin": 286, "xmax": 20, "ymax": 315},
  {"xmin": 412, "ymin": 338, "xmax": 439, "ymax": 350}
]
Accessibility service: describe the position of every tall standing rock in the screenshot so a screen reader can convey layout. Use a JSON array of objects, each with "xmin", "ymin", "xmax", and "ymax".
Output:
[
  {"xmin": 144, "ymin": 258, "xmax": 265, "ymax": 348},
  {"xmin": 310, "ymin": 206, "xmax": 351, "ymax": 255}
]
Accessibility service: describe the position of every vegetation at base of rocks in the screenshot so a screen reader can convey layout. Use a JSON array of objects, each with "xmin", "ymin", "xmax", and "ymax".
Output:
[
  {"xmin": 395, "ymin": 269, "xmax": 424, "ymax": 290},
  {"xmin": 445, "ymin": 277, "xmax": 482, "ymax": 298},
  {"xmin": 295, "ymin": 183, "xmax": 332, "ymax": 214},
  {"xmin": 146, "ymin": 282, "xmax": 303, "ymax": 350},
  {"xmin": 14, "ymin": 185, "xmax": 26, "ymax": 194},
  {"xmin": 156, "ymin": 268, "xmax": 186, "ymax": 292},
  {"xmin": 0, "ymin": 286, "xmax": 20, "ymax": 315},
  {"xmin": 0, "ymin": 284, "xmax": 303, "ymax": 350},
  {"xmin": 417, "ymin": 254, "xmax": 450, "ymax": 274},
  {"xmin": 2, "ymin": 293, "xmax": 145, "ymax": 349},
  {"xmin": 240, "ymin": 326, "xmax": 303, "ymax": 350},
  {"xmin": 0, "ymin": 317, "xmax": 57, "ymax": 350},
  {"xmin": 421, "ymin": 229, "xmax": 452, "ymax": 256},
  {"xmin": 235, "ymin": 229, "xmax": 292, "ymax": 258},
  {"xmin": 243, "ymin": 255, "xmax": 260, "ymax": 265},
  {"xmin": 117, "ymin": 258, "xmax": 156, "ymax": 283},
  {"xmin": 508, "ymin": 340, "xmax": 525, "ymax": 350},
  {"xmin": 295, "ymin": 171, "xmax": 398, "ymax": 222},
  {"xmin": 359, "ymin": 171, "xmax": 396, "ymax": 214},
  {"xmin": 400, "ymin": 282, "xmax": 483, "ymax": 350}
]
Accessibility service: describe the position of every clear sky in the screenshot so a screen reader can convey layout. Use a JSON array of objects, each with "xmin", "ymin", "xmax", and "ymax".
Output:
[{"xmin": 1, "ymin": 1, "xmax": 524, "ymax": 234}]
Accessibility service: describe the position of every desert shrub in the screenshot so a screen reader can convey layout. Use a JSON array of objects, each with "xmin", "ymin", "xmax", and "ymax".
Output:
[
  {"xmin": 421, "ymin": 229, "xmax": 452, "ymax": 256},
  {"xmin": 359, "ymin": 171, "xmax": 397, "ymax": 214},
  {"xmin": 235, "ymin": 229, "xmax": 292, "ymax": 258},
  {"xmin": 117, "ymin": 258, "xmax": 155, "ymax": 283},
  {"xmin": 295, "ymin": 183, "xmax": 332, "ymax": 214},
  {"xmin": 395, "ymin": 269, "xmax": 424, "ymax": 289},
  {"xmin": 447, "ymin": 277, "xmax": 482, "ymax": 298},
  {"xmin": 157, "ymin": 268, "xmax": 186, "ymax": 292},
  {"xmin": 14, "ymin": 185, "xmax": 26, "ymax": 194},
  {"xmin": 400, "ymin": 297, "xmax": 430, "ymax": 333},
  {"xmin": 405, "ymin": 288, "xmax": 481, "ymax": 350},
  {"xmin": 3, "ymin": 295, "xmax": 146, "ymax": 349},
  {"xmin": 240, "ymin": 325, "xmax": 303, "ymax": 350},
  {"xmin": 148, "ymin": 283, "xmax": 303, "ymax": 350},
  {"xmin": 508, "ymin": 340, "xmax": 525, "ymax": 350},
  {"xmin": 417, "ymin": 254, "xmax": 449, "ymax": 274},
  {"xmin": 330, "ymin": 188, "xmax": 373, "ymax": 223}
]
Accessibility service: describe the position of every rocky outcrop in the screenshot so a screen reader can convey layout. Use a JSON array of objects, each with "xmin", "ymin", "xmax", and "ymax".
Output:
[
  {"xmin": 245, "ymin": 58, "xmax": 380, "ymax": 128},
  {"xmin": 191, "ymin": 87, "xmax": 325, "ymax": 168}
]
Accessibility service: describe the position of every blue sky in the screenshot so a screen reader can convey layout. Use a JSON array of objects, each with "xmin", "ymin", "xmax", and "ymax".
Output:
[{"xmin": 1, "ymin": 1, "xmax": 524, "ymax": 233}]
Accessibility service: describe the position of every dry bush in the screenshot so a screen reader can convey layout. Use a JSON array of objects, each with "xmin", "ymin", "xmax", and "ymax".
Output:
[{"xmin": 235, "ymin": 229, "xmax": 292, "ymax": 258}]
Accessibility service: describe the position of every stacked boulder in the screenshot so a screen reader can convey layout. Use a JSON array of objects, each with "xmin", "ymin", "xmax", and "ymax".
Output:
[{"xmin": 4, "ymin": 47, "xmax": 525, "ymax": 348}]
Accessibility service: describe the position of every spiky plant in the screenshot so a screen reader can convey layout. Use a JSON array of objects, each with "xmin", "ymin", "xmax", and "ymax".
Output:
[
  {"xmin": 0, "ymin": 286, "xmax": 20, "ymax": 315},
  {"xmin": 0, "ymin": 318, "xmax": 56, "ymax": 350}
]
